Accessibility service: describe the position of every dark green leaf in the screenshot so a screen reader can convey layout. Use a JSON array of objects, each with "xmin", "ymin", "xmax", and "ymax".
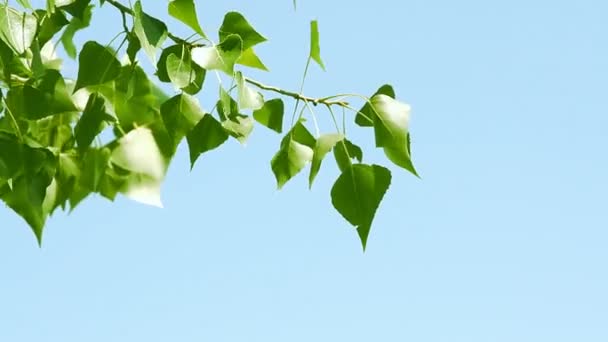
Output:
[
  {"xmin": 74, "ymin": 41, "xmax": 122, "ymax": 91},
  {"xmin": 186, "ymin": 114, "xmax": 229, "ymax": 168},
  {"xmin": 160, "ymin": 93, "xmax": 205, "ymax": 150},
  {"xmin": 253, "ymin": 98, "xmax": 283, "ymax": 133},
  {"xmin": 59, "ymin": 0, "xmax": 91, "ymax": 20},
  {"xmin": 219, "ymin": 12, "xmax": 267, "ymax": 50},
  {"xmin": 331, "ymin": 164, "xmax": 391, "ymax": 250},
  {"xmin": 333, "ymin": 138, "xmax": 363, "ymax": 172},
  {"xmin": 74, "ymin": 93, "xmax": 109, "ymax": 149}
]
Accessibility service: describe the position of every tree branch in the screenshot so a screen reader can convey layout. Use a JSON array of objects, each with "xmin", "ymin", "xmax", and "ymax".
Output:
[
  {"xmin": 245, "ymin": 78, "xmax": 349, "ymax": 107},
  {"xmin": 104, "ymin": 0, "xmax": 348, "ymax": 108}
]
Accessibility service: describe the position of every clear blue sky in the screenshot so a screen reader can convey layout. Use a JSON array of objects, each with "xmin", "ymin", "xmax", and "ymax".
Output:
[{"xmin": 2, "ymin": 0, "xmax": 607, "ymax": 341}]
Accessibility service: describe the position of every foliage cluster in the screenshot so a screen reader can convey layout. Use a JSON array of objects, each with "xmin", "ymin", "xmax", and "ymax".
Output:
[{"xmin": 0, "ymin": 0, "xmax": 418, "ymax": 249}]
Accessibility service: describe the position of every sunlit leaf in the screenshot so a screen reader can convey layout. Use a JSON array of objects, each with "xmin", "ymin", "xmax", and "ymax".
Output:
[
  {"xmin": 133, "ymin": 0, "xmax": 168, "ymax": 64},
  {"xmin": 355, "ymin": 84, "xmax": 395, "ymax": 127},
  {"xmin": 168, "ymin": 0, "xmax": 206, "ymax": 38},
  {"xmin": 333, "ymin": 138, "xmax": 363, "ymax": 172},
  {"xmin": 309, "ymin": 133, "xmax": 343, "ymax": 188},
  {"xmin": 309, "ymin": 20, "xmax": 325, "ymax": 70},
  {"xmin": 236, "ymin": 71, "xmax": 264, "ymax": 110},
  {"xmin": 0, "ymin": 5, "xmax": 37, "ymax": 54},
  {"xmin": 191, "ymin": 34, "xmax": 242, "ymax": 74},
  {"xmin": 371, "ymin": 94, "xmax": 418, "ymax": 176}
]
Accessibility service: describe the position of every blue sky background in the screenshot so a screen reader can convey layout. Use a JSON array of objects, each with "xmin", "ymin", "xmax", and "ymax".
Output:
[{"xmin": 2, "ymin": 0, "xmax": 608, "ymax": 341}]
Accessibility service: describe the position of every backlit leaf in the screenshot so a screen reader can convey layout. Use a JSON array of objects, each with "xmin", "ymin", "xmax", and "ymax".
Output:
[
  {"xmin": 168, "ymin": 0, "xmax": 206, "ymax": 38},
  {"xmin": 0, "ymin": 5, "xmax": 37, "ymax": 54},
  {"xmin": 309, "ymin": 20, "xmax": 325, "ymax": 70},
  {"xmin": 355, "ymin": 84, "xmax": 395, "ymax": 127},
  {"xmin": 186, "ymin": 114, "xmax": 229, "ymax": 168},
  {"xmin": 191, "ymin": 34, "xmax": 242, "ymax": 74},
  {"xmin": 309, "ymin": 133, "xmax": 343, "ymax": 188},
  {"xmin": 133, "ymin": 1, "xmax": 168, "ymax": 64},
  {"xmin": 371, "ymin": 94, "xmax": 418, "ymax": 176},
  {"xmin": 74, "ymin": 41, "xmax": 122, "ymax": 91}
]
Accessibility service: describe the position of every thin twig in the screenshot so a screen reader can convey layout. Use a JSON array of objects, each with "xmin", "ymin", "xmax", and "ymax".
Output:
[{"xmin": 245, "ymin": 78, "xmax": 349, "ymax": 108}]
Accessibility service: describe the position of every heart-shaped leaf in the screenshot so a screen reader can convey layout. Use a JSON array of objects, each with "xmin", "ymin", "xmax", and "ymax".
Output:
[{"xmin": 331, "ymin": 164, "xmax": 391, "ymax": 250}]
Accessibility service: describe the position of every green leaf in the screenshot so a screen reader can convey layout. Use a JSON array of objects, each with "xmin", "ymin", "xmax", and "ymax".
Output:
[
  {"xmin": 191, "ymin": 34, "xmax": 243, "ymax": 75},
  {"xmin": 219, "ymin": 12, "xmax": 267, "ymax": 50},
  {"xmin": 309, "ymin": 133, "xmax": 343, "ymax": 188},
  {"xmin": 186, "ymin": 114, "xmax": 229, "ymax": 168},
  {"xmin": 333, "ymin": 138, "xmax": 363, "ymax": 172},
  {"xmin": 74, "ymin": 41, "xmax": 122, "ymax": 91},
  {"xmin": 133, "ymin": 1, "xmax": 168, "ymax": 64},
  {"xmin": 309, "ymin": 20, "xmax": 325, "ymax": 70},
  {"xmin": 59, "ymin": 4, "xmax": 92, "ymax": 59},
  {"xmin": 35, "ymin": 9, "xmax": 69, "ymax": 46},
  {"xmin": 237, "ymin": 47, "xmax": 268, "ymax": 71},
  {"xmin": 0, "ymin": 146, "xmax": 56, "ymax": 245},
  {"xmin": 371, "ymin": 94, "xmax": 418, "ymax": 176},
  {"xmin": 160, "ymin": 93, "xmax": 205, "ymax": 151},
  {"xmin": 16, "ymin": 0, "xmax": 32, "ymax": 9},
  {"xmin": 166, "ymin": 53, "xmax": 194, "ymax": 89},
  {"xmin": 331, "ymin": 164, "xmax": 391, "ymax": 250},
  {"xmin": 74, "ymin": 93, "xmax": 109, "ymax": 150},
  {"xmin": 126, "ymin": 31, "xmax": 141, "ymax": 64},
  {"xmin": 253, "ymin": 98, "xmax": 284, "ymax": 133},
  {"xmin": 168, "ymin": 0, "xmax": 206, "ymax": 38},
  {"xmin": 236, "ymin": 71, "xmax": 264, "ymax": 110},
  {"xmin": 355, "ymin": 84, "xmax": 395, "ymax": 127},
  {"xmin": 271, "ymin": 138, "xmax": 314, "ymax": 190},
  {"xmin": 6, "ymin": 70, "xmax": 77, "ymax": 119},
  {"xmin": 217, "ymin": 87, "xmax": 253, "ymax": 144},
  {"xmin": 110, "ymin": 127, "xmax": 167, "ymax": 207},
  {"xmin": 270, "ymin": 121, "xmax": 316, "ymax": 189},
  {"xmin": 59, "ymin": 0, "xmax": 91, "ymax": 20},
  {"xmin": 0, "ymin": 5, "xmax": 37, "ymax": 54}
]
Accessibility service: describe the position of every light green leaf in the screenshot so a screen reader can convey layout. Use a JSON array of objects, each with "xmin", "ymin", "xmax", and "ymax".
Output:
[
  {"xmin": 0, "ymin": 5, "xmax": 37, "ymax": 54},
  {"xmin": 309, "ymin": 20, "xmax": 325, "ymax": 70},
  {"xmin": 219, "ymin": 12, "xmax": 267, "ymax": 50},
  {"xmin": 168, "ymin": 0, "xmax": 206, "ymax": 38},
  {"xmin": 236, "ymin": 71, "xmax": 264, "ymax": 110},
  {"xmin": 331, "ymin": 164, "xmax": 391, "ymax": 250},
  {"xmin": 333, "ymin": 138, "xmax": 363, "ymax": 172},
  {"xmin": 271, "ymin": 138, "xmax": 314, "ymax": 189},
  {"xmin": 253, "ymin": 98, "xmax": 284, "ymax": 133},
  {"xmin": 110, "ymin": 127, "xmax": 167, "ymax": 208},
  {"xmin": 237, "ymin": 47, "xmax": 268, "ymax": 71},
  {"xmin": 270, "ymin": 121, "xmax": 316, "ymax": 189},
  {"xmin": 217, "ymin": 87, "xmax": 254, "ymax": 144},
  {"xmin": 355, "ymin": 84, "xmax": 395, "ymax": 127},
  {"xmin": 74, "ymin": 41, "xmax": 122, "ymax": 91},
  {"xmin": 16, "ymin": 0, "xmax": 32, "ymax": 9},
  {"xmin": 166, "ymin": 53, "xmax": 194, "ymax": 89},
  {"xmin": 191, "ymin": 34, "xmax": 242, "ymax": 75},
  {"xmin": 133, "ymin": 1, "xmax": 168, "ymax": 64},
  {"xmin": 371, "ymin": 94, "xmax": 418, "ymax": 176},
  {"xmin": 309, "ymin": 133, "xmax": 344, "ymax": 188}
]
